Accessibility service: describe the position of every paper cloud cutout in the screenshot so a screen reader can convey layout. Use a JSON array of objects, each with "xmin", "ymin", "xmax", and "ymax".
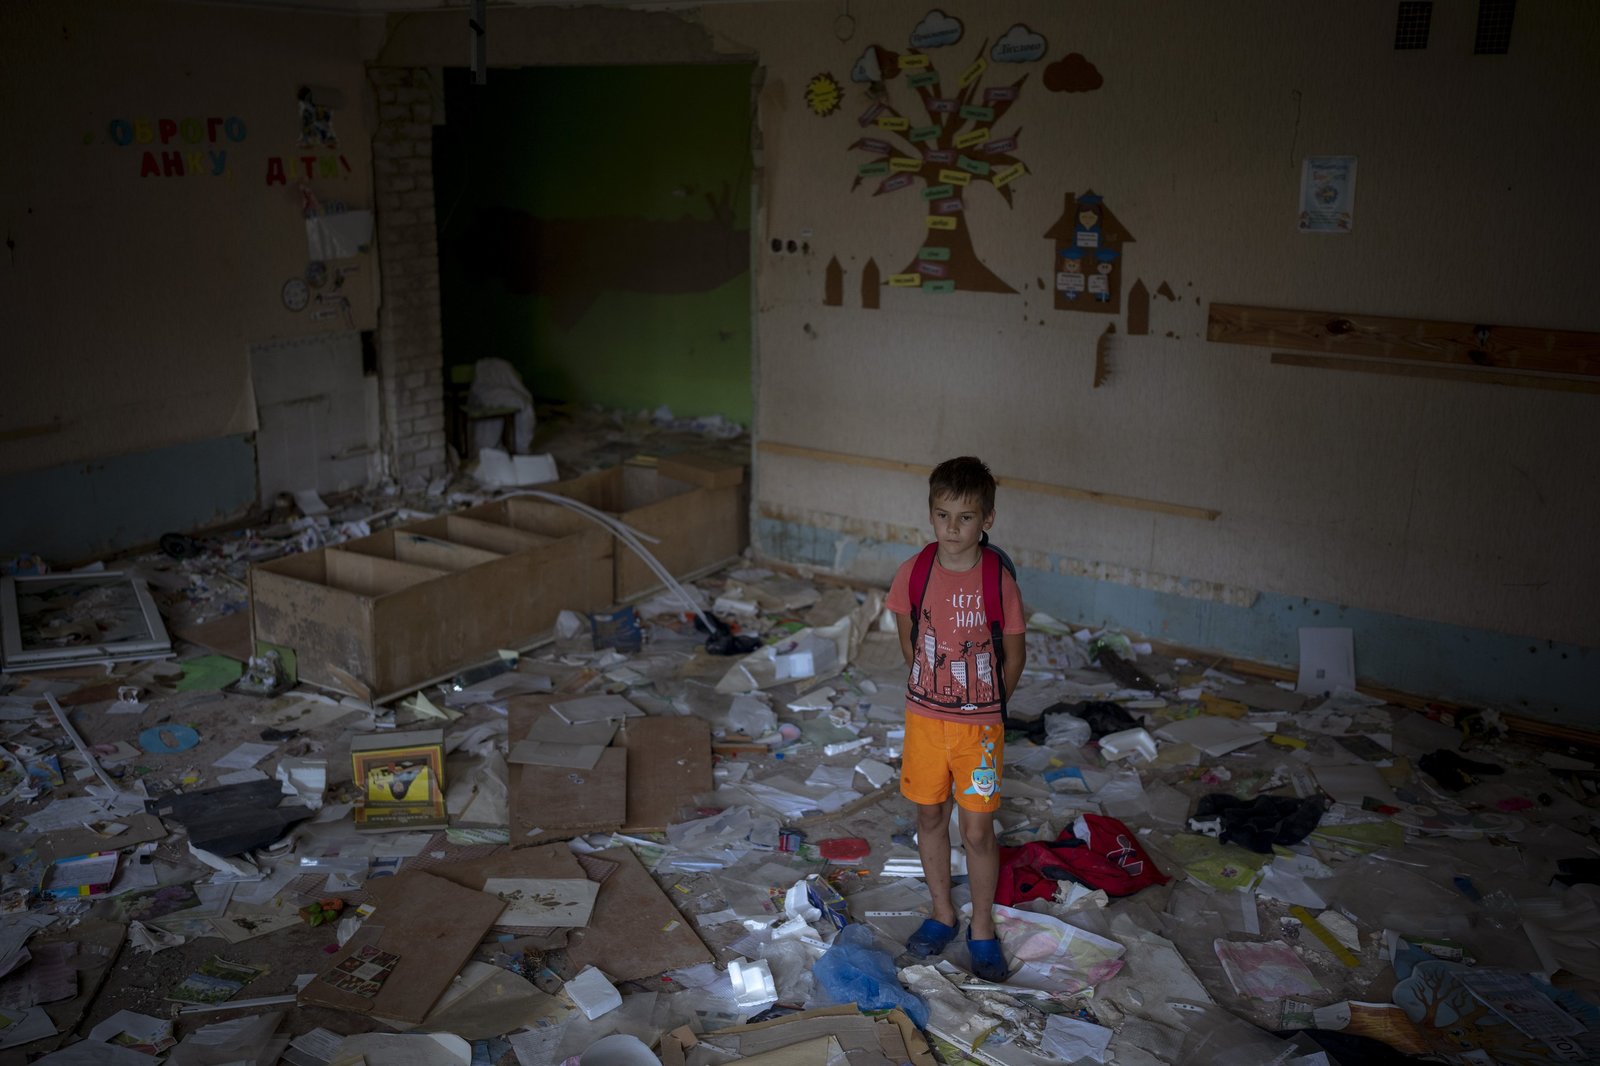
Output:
[
  {"xmin": 910, "ymin": 9, "xmax": 963, "ymax": 49},
  {"xmin": 992, "ymin": 24, "xmax": 1047, "ymax": 63},
  {"xmin": 1044, "ymin": 52, "xmax": 1104, "ymax": 92},
  {"xmin": 850, "ymin": 45, "xmax": 900, "ymax": 85},
  {"xmin": 851, "ymin": 46, "xmax": 882, "ymax": 83}
]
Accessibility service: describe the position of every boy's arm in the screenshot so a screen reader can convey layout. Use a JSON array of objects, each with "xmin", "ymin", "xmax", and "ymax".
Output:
[
  {"xmin": 895, "ymin": 611, "xmax": 915, "ymax": 666},
  {"xmin": 1002, "ymin": 631, "xmax": 1026, "ymax": 698}
]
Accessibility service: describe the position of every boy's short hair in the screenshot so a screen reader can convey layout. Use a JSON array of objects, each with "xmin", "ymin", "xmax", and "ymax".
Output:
[{"xmin": 928, "ymin": 456, "xmax": 996, "ymax": 515}]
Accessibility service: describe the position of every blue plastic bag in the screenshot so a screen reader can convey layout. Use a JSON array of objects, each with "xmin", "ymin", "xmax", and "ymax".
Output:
[{"xmin": 812, "ymin": 924, "xmax": 930, "ymax": 1029}]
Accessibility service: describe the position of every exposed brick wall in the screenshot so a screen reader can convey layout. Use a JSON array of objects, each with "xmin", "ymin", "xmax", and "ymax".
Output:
[{"xmin": 370, "ymin": 67, "xmax": 446, "ymax": 485}]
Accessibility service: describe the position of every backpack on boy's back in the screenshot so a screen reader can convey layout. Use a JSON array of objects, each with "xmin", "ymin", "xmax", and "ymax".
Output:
[{"xmin": 906, "ymin": 532, "xmax": 1018, "ymax": 724}]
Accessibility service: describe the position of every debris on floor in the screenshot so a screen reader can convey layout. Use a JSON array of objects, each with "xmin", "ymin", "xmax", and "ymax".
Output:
[{"xmin": 1, "ymin": 436, "xmax": 1598, "ymax": 1064}]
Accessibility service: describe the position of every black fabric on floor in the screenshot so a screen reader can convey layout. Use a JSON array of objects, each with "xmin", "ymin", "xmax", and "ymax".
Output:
[
  {"xmin": 1418, "ymin": 749, "xmax": 1505, "ymax": 792},
  {"xmin": 1191, "ymin": 793, "xmax": 1329, "ymax": 854}
]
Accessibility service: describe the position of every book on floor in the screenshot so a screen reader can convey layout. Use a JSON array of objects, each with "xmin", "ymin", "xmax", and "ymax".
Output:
[{"xmin": 350, "ymin": 729, "xmax": 446, "ymax": 832}]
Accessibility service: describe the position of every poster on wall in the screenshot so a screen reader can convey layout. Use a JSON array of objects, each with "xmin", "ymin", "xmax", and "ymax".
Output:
[{"xmin": 1297, "ymin": 155, "xmax": 1356, "ymax": 233}]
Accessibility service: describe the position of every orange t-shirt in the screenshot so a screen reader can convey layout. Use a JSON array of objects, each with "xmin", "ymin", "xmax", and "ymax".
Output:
[{"xmin": 886, "ymin": 549, "xmax": 1026, "ymax": 725}]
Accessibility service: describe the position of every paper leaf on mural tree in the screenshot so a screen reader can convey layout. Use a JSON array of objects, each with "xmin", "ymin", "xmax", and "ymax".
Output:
[
  {"xmin": 910, "ymin": 10, "xmax": 964, "ymax": 49},
  {"xmin": 845, "ymin": 30, "xmax": 1036, "ymax": 296},
  {"xmin": 1044, "ymin": 53, "xmax": 1103, "ymax": 93},
  {"xmin": 1044, "ymin": 190, "xmax": 1135, "ymax": 314},
  {"xmin": 992, "ymin": 25, "xmax": 1048, "ymax": 63},
  {"xmin": 805, "ymin": 73, "xmax": 843, "ymax": 117}
]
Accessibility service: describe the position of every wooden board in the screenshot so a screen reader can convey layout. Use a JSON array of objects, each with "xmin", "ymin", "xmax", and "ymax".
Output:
[
  {"xmin": 297, "ymin": 869, "xmax": 505, "ymax": 1023},
  {"xmin": 170, "ymin": 610, "xmax": 253, "ymax": 661},
  {"xmin": 658, "ymin": 449, "xmax": 747, "ymax": 490},
  {"xmin": 1208, "ymin": 302, "xmax": 1600, "ymax": 378},
  {"xmin": 410, "ymin": 514, "xmax": 554, "ymax": 555},
  {"xmin": 425, "ymin": 842, "xmax": 586, "ymax": 890},
  {"xmin": 1271, "ymin": 351, "xmax": 1600, "ymax": 395},
  {"xmin": 391, "ymin": 532, "xmax": 504, "ymax": 572},
  {"xmin": 757, "ymin": 440, "xmax": 1220, "ymax": 521},
  {"xmin": 617, "ymin": 715, "xmax": 713, "ymax": 832},
  {"xmin": 324, "ymin": 549, "xmax": 446, "ymax": 596},
  {"xmin": 509, "ymin": 697, "xmax": 627, "ymax": 842},
  {"xmin": 563, "ymin": 846, "xmax": 713, "ymax": 982},
  {"xmin": 251, "ymin": 555, "xmax": 376, "ymax": 695}
]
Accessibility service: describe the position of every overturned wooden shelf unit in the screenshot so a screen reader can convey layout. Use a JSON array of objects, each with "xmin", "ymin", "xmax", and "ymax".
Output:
[{"xmin": 251, "ymin": 499, "xmax": 612, "ymax": 701}]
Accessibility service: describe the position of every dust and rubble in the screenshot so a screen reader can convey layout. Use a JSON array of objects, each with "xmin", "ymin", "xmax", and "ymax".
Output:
[{"xmin": 1, "ymin": 430, "xmax": 1598, "ymax": 1065}]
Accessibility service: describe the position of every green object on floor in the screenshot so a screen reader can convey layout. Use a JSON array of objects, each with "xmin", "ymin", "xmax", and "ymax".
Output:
[
  {"xmin": 173, "ymin": 654, "xmax": 243, "ymax": 692},
  {"xmin": 1161, "ymin": 833, "xmax": 1273, "ymax": 891}
]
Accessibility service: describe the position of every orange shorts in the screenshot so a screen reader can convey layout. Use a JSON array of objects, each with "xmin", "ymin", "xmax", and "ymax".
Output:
[{"xmin": 899, "ymin": 713, "xmax": 1004, "ymax": 813}]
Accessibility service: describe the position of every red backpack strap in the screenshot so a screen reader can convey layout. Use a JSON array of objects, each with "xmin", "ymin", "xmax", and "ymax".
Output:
[
  {"xmin": 981, "ymin": 547, "xmax": 1004, "ymax": 632},
  {"xmin": 908, "ymin": 544, "xmax": 939, "ymax": 645},
  {"xmin": 982, "ymin": 547, "xmax": 1010, "ymax": 723}
]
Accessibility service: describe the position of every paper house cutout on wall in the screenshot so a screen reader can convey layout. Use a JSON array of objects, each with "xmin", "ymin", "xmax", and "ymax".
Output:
[{"xmin": 1044, "ymin": 190, "xmax": 1133, "ymax": 315}]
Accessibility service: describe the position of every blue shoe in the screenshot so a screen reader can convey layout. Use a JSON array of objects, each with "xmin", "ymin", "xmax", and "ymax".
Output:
[
  {"xmin": 906, "ymin": 918, "xmax": 959, "ymax": 958},
  {"xmin": 967, "ymin": 934, "xmax": 1009, "ymax": 982}
]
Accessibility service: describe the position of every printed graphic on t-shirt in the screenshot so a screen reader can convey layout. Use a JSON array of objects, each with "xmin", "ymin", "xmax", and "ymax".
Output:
[{"xmin": 908, "ymin": 592, "xmax": 1000, "ymax": 714}]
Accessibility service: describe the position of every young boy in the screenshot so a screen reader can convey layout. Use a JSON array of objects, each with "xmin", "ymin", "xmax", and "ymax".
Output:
[{"xmin": 886, "ymin": 456, "xmax": 1027, "ymax": 982}]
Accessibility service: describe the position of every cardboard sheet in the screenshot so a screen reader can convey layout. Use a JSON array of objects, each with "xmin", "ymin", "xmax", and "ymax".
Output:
[
  {"xmin": 511, "ymin": 748, "xmax": 626, "ymax": 844},
  {"xmin": 617, "ymin": 715, "xmax": 712, "ymax": 832},
  {"xmin": 297, "ymin": 870, "xmax": 504, "ymax": 1023},
  {"xmin": 509, "ymin": 697, "xmax": 627, "ymax": 842},
  {"xmin": 564, "ymin": 847, "xmax": 712, "ymax": 982}
]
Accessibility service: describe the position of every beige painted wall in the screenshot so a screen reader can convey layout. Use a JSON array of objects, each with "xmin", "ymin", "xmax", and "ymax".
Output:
[
  {"xmin": 696, "ymin": 0, "xmax": 1600, "ymax": 648},
  {"xmin": 0, "ymin": 0, "xmax": 378, "ymax": 476}
]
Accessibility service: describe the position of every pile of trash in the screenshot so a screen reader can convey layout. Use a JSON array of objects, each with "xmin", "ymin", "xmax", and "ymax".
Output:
[{"xmin": 1, "ymin": 524, "xmax": 1598, "ymax": 1064}]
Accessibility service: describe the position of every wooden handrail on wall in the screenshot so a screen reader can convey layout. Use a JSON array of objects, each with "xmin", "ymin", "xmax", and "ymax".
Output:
[{"xmin": 755, "ymin": 440, "xmax": 1221, "ymax": 521}]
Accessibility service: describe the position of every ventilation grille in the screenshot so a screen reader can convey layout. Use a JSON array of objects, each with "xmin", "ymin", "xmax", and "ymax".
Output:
[
  {"xmin": 1474, "ymin": 0, "xmax": 1516, "ymax": 54},
  {"xmin": 1394, "ymin": 1, "xmax": 1433, "ymax": 49}
]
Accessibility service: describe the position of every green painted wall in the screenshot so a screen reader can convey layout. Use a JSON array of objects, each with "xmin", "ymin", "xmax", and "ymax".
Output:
[{"xmin": 436, "ymin": 64, "xmax": 753, "ymax": 424}]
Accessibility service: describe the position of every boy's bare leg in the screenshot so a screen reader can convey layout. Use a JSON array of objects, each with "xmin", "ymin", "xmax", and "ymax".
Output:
[
  {"xmin": 916, "ymin": 799, "xmax": 957, "ymax": 927},
  {"xmin": 959, "ymin": 805, "xmax": 1000, "ymax": 939}
]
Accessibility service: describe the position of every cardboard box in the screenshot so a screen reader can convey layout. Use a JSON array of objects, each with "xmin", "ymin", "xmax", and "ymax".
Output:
[
  {"xmin": 548, "ymin": 465, "xmax": 747, "ymax": 600},
  {"xmin": 250, "ymin": 500, "xmax": 612, "ymax": 700}
]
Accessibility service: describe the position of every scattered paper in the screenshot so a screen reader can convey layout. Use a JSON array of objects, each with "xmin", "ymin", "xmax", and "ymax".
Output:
[
  {"xmin": 1041, "ymin": 1015, "xmax": 1113, "ymax": 1064},
  {"xmin": 213, "ymin": 742, "xmax": 278, "ymax": 771},
  {"xmin": 1296, "ymin": 627, "xmax": 1354, "ymax": 696},
  {"xmin": 1153, "ymin": 716, "xmax": 1268, "ymax": 757},
  {"xmin": 548, "ymin": 695, "xmax": 644, "ymax": 724},
  {"xmin": 88, "ymin": 1009, "xmax": 177, "ymax": 1054},
  {"xmin": 1214, "ymin": 938, "xmax": 1325, "ymax": 999}
]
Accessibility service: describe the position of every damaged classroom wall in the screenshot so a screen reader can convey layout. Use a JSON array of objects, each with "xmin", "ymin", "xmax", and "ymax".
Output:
[
  {"xmin": 688, "ymin": 0, "xmax": 1600, "ymax": 725},
  {"xmin": 0, "ymin": 0, "xmax": 379, "ymax": 559},
  {"xmin": 434, "ymin": 63, "xmax": 756, "ymax": 426}
]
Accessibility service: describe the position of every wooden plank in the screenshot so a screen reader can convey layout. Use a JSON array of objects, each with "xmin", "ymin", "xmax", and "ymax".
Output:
[
  {"xmin": 507, "ymin": 696, "xmax": 628, "ymax": 842},
  {"xmin": 564, "ymin": 846, "xmax": 714, "ymax": 982},
  {"xmin": 251, "ymin": 556, "xmax": 377, "ymax": 695},
  {"xmin": 1209, "ymin": 302, "xmax": 1600, "ymax": 378},
  {"xmin": 431, "ymin": 514, "xmax": 553, "ymax": 554},
  {"xmin": 392, "ymin": 532, "xmax": 505, "ymax": 572},
  {"xmin": 1271, "ymin": 352, "xmax": 1600, "ymax": 396},
  {"xmin": 298, "ymin": 870, "xmax": 505, "ymax": 1023},
  {"xmin": 757, "ymin": 440, "xmax": 1220, "ymax": 521},
  {"xmin": 324, "ymin": 549, "xmax": 446, "ymax": 596},
  {"xmin": 658, "ymin": 449, "xmax": 748, "ymax": 489},
  {"xmin": 617, "ymin": 715, "xmax": 712, "ymax": 832}
]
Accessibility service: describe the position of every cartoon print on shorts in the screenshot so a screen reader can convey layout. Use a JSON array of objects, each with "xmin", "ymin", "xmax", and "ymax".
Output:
[{"xmin": 963, "ymin": 729, "xmax": 999, "ymax": 799}]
